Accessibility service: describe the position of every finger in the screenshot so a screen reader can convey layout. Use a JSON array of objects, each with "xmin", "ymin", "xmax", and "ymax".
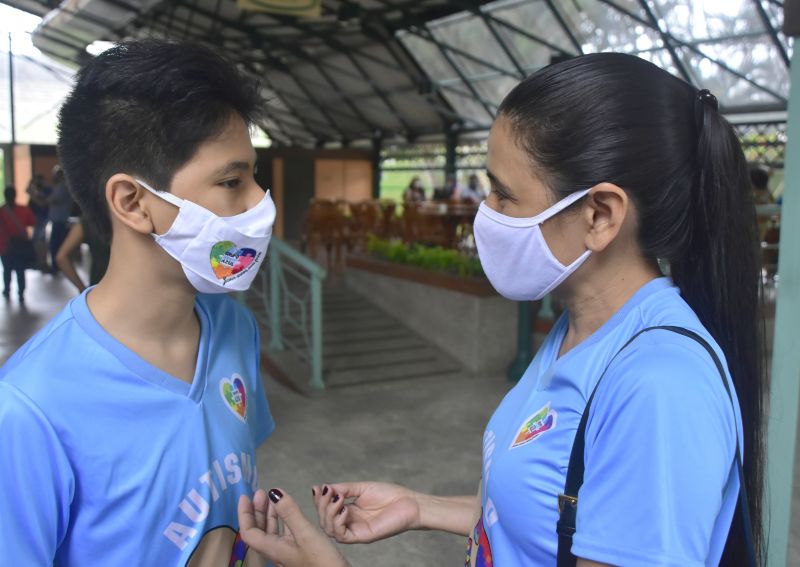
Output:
[
  {"xmin": 253, "ymin": 489, "xmax": 268, "ymax": 532},
  {"xmin": 239, "ymin": 527, "xmax": 298, "ymax": 565},
  {"xmin": 325, "ymin": 482, "xmax": 368, "ymax": 500},
  {"xmin": 238, "ymin": 494, "xmax": 257, "ymax": 531},
  {"xmin": 269, "ymin": 488, "xmax": 320, "ymax": 544},
  {"xmin": 266, "ymin": 497, "xmax": 279, "ymax": 536},
  {"xmin": 323, "ymin": 491, "xmax": 344, "ymax": 536},
  {"xmin": 332, "ymin": 503, "xmax": 349, "ymax": 539},
  {"xmin": 315, "ymin": 484, "xmax": 335, "ymax": 534}
]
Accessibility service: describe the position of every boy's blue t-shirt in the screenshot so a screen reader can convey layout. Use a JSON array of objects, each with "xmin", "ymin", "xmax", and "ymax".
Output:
[
  {"xmin": 0, "ymin": 290, "xmax": 275, "ymax": 565},
  {"xmin": 474, "ymin": 277, "xmax": 742, "ymax": 567}
]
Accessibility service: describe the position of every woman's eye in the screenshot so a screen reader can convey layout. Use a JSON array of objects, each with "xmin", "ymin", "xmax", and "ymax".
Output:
[{"xmin": 220, "ymin": 178, "xmax": 241, "ymax": 189}]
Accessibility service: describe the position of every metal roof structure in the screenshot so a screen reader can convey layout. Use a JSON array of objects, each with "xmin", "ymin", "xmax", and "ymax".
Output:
[{"xmin": 2, "ymin": 0, "xmax": 794, "ymax": 147}]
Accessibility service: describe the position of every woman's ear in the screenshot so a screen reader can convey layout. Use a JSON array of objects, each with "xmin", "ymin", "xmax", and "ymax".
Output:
[
  {"xmin": 582, "ymin": 182, "xmax": 629, "ymax": 253},
  {"xmin": 105, "ymin": 174, "xmax": 157, "ymax": 236}
]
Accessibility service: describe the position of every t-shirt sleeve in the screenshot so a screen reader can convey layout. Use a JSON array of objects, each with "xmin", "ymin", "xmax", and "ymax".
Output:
[
  {"xmin": 0, "ymin": 383, "xmax": 74, "ymax": 563},
  {"xmin": 248, "ymin": 312, "xmax": 275, "ymax": 447},
  {"xmin": 570, "ymin": 333, "xmax": 737, "ymax": 567}
]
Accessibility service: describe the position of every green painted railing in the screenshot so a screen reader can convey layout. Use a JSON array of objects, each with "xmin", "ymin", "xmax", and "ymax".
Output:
[{"xmin": 252, "ymin": 238, "xmax": 327, "ymax": 390}]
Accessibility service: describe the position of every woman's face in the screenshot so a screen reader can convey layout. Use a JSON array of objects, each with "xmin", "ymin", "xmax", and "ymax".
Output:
[{"xmin": 485, "ymin": 116, "xmax": 590, "ymax": 268}]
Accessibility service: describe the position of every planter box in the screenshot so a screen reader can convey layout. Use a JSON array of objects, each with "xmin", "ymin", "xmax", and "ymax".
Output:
[{"xmin": 345, "ymin": 256, "xmax": 517, "ymax": 374}]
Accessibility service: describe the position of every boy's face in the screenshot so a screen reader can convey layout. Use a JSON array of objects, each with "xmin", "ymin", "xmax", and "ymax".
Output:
[{"xmin": 147, "ymin": 115, "xmax": 264, "ymax": 235}]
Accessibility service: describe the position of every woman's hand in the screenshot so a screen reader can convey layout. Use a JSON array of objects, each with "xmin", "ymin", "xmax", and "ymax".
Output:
[
  {"xmin": 238, "ymin": 488, "xmax": 349, "ymax": 567},
  {"xmin": 312, "ymin": 482, "xmax": 422, "ymax": 543}
]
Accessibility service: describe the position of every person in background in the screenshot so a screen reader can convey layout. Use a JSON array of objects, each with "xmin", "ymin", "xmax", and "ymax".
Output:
[
  {"xmin": 55, "ymin": 217, "xmax": 111, "ymax": 293},
  {"xmin": 460, "ymin": 173, "xmax": 487, "ymax": 203},
  {"xmin": 26, "ymin": 174, "xmax": 51, "ymax": 270},
  {"xmin": 433, "ymin": 173, "xmax": 460, "ymax": 201},
  {"xmin": 47, "ymin": 166, "xmax": 74, "ymax": 273},
  {"xmin": 402, "ymin": 176, "xmax": 426, "ymax": 204},
  {"xmin": 750, "ymin": 167, "xmax": 772, "ymax": 205},
  {"xmin": 0, "ymin": 186, "xmax": 36, "ymax": 303}
]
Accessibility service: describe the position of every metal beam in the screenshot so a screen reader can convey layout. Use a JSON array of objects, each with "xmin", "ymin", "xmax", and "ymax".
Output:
[
  {"xmin": 414, "ymin": 26, "xmax": 497, "ymax": 118},
  {"xmin": 599, "ymin": 0, "xmax": 787, "ymax": 104},
  {"xmin": 542, "ymin": 0, "xmax": 584, "ymax": 54},
  {"xmin": 751, "ymin": 0, "xmax": 790, "ymax": 67},
  {"xmin": 635, "ymin": 0, "xmax": 694, "ymax": 84}
]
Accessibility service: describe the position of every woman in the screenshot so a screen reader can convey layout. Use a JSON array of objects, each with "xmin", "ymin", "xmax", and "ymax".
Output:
[
  {"xmin": 0, "ymin": 186, "xmax": 36, "ymax": 303},
  {"xmin": 240, "ymin": 53, "xmax": 765, "ymax": 567},
  {"xmin": 55, "ymin": 217, "xmax": 111, "ymax": 293},
  {"xmin": 403, "ymin": 176, "xmax": 426, "ymax": 204}
]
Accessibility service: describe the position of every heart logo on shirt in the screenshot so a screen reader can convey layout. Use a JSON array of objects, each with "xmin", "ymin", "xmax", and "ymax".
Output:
[
  {"xmin": 510, "ymin": 402, "xmax": 557, "ymax": 449},
  {"xmin": 210, "ymin": 241, "xmax": 257, "ymax": 281},
  {"xmin": 220, "ymin": 374, "xmax": 247, "ymax": 422}
]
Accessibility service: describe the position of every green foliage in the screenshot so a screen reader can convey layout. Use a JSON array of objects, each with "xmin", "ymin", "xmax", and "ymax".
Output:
[{"xmin": 366, "ymin": 235, "xmax": 484, "ymax": 278}]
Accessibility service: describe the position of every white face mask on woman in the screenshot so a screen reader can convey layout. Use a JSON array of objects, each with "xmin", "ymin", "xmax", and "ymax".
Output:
[
  {"xmin": 473, "ymin": 189, "xmax": 591, "ymax": 301},
  {"xmin": 137, "ymin": 179, "xmax": 276, "ymax": 294}
]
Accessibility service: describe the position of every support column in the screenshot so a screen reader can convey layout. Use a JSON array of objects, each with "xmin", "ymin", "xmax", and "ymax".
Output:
[
  {"xmin": 371, "ymin": 136, "xmax": 382, "ymax": 199},
  {"xmin": 445, "ymin": 129, "xmax": 457, "ymax": 179},
  {"xmin": 765, "ymin": 40, "xmax": 800, "ymax": 567}
]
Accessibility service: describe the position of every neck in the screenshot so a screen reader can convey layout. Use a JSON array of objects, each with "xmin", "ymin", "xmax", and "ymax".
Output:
[
  {"xmin": 558, "ymin": 256, "xmax": 661, "ymax": 356},
  {"xmin": 88, "ymin": 236, "xmax": 198, "ymax": 344}
]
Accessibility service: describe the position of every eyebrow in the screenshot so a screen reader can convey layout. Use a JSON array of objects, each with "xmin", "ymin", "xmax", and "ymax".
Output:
[
  {"xmin": 486, "ymin": 168, "xmax": 515, "ymax": 197},
  {"xmin": 213, "ymin": 157, "xmax": 256, "ymax": 178}
]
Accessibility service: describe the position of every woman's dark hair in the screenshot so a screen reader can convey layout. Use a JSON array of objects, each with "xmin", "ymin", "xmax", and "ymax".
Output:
[
  {"xmin": 4, "ymin": 185, "xmax": 16, "ymax": 206},
  {"xmin": 498, "ymin": 52, "xmax": 765, "ymax": 564},
  {"xmin": 750, "ymin": 167, "xmax": 769, "ymax": 190},
  {"xmin": 57, "ymin": 40, "xmax": 264, "ymax": 242}
]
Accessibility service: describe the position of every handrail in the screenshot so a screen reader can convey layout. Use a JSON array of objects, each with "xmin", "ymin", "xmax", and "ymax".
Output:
[
  {"xmin": 269, "ymin": 237, "xmax": 328, "ymax": 279},
  {"xmin": 250, "ymin": 237, "xmax": 327, "ymax": 390}
]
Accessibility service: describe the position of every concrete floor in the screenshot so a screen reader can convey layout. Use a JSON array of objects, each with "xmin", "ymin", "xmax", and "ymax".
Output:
[{"xmin": 1, "ymin": 266, "xmax": 798, "ymax": 566}]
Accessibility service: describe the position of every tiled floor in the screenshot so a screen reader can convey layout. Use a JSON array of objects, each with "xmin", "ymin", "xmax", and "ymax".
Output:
[{"xmin": 1, "ymin": 267, "xmax": 798, "ymax": 566}]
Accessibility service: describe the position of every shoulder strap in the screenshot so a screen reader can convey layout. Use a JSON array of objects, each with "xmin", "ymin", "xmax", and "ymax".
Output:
[
  {"xmin": 1, "ymin": 206, "xmax": 25, "ymax": 234},
  {"xmin": 557, "ymin": 325, "xmax": 756, "ymax": 567}
]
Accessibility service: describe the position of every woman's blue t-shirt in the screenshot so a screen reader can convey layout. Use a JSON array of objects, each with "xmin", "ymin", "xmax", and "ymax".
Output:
[{"xmin": 475, "ymin": 277, "xmax": 742, "ymax": 567}]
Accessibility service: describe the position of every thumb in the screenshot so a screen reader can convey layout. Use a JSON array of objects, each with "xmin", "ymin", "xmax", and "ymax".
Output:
[
  {"xmin": 238, "ymin": 493, "xmax": 298, "ymax": 563},
  {"xmin": 268, "ymin": 489, "xmax": 316, "ymax": 541}
]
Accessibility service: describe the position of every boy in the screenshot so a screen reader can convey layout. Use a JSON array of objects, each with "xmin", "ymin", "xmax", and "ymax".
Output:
[{"xmin": 0, "ymin": 40, "xmax": 276, "ymax": 565}]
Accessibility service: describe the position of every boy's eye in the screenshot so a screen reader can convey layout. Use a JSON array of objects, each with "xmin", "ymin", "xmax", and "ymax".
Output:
[{"xmin": 220, "ymin": 178, "xmax": 241, "ymax": 189}]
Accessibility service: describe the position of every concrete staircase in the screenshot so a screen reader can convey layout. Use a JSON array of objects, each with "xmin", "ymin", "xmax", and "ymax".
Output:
[{"xmin": 247, "ymin": 283, "xmax": 463, "ymax": 390}]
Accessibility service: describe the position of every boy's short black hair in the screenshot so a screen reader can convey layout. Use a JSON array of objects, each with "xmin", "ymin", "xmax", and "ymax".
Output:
[
  {"xmin": 749, "ymin": 167, "xmax": 769, "ymax": 190},
  {"xmin": 57, "ymin": 40, "xmax": 263, "ymax": 242}
]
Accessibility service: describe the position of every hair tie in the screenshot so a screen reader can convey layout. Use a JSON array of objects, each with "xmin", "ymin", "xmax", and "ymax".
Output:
[{"xmin": 697, "ymin": 89, "xmax": 719, "ymax": 111}]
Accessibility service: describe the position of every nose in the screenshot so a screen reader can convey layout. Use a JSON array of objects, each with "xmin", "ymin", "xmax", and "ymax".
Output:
[{"xmin": 246, "ymin": 182, "xmax": 267, "ymax": 210}]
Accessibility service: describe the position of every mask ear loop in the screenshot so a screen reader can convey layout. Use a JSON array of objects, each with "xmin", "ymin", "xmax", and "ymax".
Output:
[{"xmin": 136, "ymin": 178, "xmax": 185, "ymax": 208}]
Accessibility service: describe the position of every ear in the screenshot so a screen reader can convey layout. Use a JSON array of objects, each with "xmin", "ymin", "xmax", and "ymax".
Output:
[
  {"xmin": 105, "ymin": 174, "xmax": 158, "ymax": 236},
  {"xmin": 582, "ymin": 182, "xmax": 629, "ymax": 253}
]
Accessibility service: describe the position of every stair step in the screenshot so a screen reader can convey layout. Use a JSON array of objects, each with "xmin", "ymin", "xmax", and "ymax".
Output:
[
  {"xmin": 325, "ymin": 357, "xmax": 463, "ymax": 387},
  {"xmin": 324, "ymin": 346, "xmax": 442, "ymax": 371},
  {"xmin": 324, "ymin": 336, "xmax": 427, "ymax": 358}
]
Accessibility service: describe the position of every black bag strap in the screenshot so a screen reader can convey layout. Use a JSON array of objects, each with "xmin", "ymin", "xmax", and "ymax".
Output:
[{"xmin": 556, "ymin": 325, "xmax": 756, "ymax": 567}]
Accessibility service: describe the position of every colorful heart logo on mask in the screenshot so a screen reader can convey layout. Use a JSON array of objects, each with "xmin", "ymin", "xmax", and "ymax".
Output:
[
  {"xmin": 220, "ymin": 374, "xmax": 247, "ymax": 422},
  {"xmin": 210, "ymin": 241, "xmax": 257, "ymax": 281}
]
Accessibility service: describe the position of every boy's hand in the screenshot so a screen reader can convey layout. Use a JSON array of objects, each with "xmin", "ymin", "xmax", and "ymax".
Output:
[
  {"xmin": 312, "ymin": 482, "xmax": 421, "ymax": 543},
  {"xmin": 238, "ymin": 489, "xmax": 348, "ymax": 567}
]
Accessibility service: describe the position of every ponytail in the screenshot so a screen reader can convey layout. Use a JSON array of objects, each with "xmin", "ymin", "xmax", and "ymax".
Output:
[
  {"xmin": 497, "ymin": 53, "xmax": 767, "ymax": 565},
  {"xmin": 671, "ymin": 92, "xmax": 766, "ymax": 565}
]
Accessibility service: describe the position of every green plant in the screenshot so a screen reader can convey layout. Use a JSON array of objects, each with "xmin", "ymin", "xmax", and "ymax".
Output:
[{"xmin": 366, "ymin": 235, "xmax": 484, "ymax": 278}]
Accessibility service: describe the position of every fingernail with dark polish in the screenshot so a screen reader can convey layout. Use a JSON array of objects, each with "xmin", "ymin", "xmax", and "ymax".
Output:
[
  {"xmin": 337, "ymin": 506, "xmax": 345, "ymax": 515},
  {"xmin": 333, "ymin": 494, "xmax": 340, "ymax": 503},
  {"xmin": 312, "ymin": 488, "xmax": 316, "ymax": 497},
  {"xmin": 268, "ymin": 489, "xmax": 283, "ymax": 503},
  {"xmin": 322, "ymin": 486, "xmax": 329, "ymax": 496}
]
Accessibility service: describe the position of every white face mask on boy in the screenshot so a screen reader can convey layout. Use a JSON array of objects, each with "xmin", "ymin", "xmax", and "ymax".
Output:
[
  {"xmin": 137, "ymin": 179, "xmax": 276, "ymax": 294},
  {"xmin": 473, "ymin": 189, "xmax": 591, "ymax": 301}
]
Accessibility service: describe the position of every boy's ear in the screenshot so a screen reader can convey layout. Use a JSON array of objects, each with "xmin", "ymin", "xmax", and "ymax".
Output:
[{"xmin": 105, "ymin": 174, "xmax": 157, "ymax": 235}]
